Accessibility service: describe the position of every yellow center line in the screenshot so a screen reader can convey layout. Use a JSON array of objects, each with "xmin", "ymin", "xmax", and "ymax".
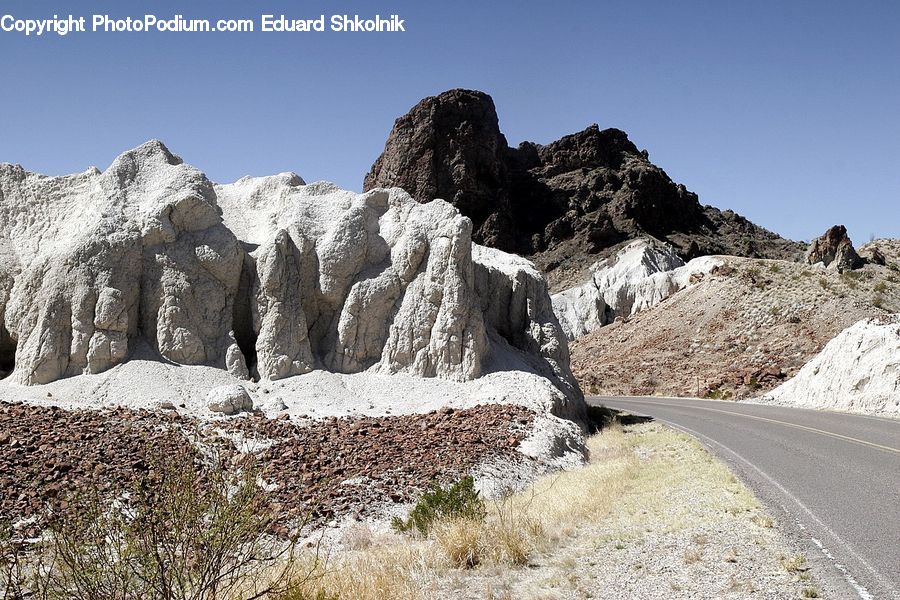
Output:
[{"xmin": 616, "ymin": 400, "xmax": 900, "ymax": 455}]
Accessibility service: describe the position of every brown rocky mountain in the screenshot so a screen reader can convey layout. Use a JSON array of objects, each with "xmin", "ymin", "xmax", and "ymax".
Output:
[{"xmin": 365, "ymin": 89, "xmax": 805, "ymax": 290}]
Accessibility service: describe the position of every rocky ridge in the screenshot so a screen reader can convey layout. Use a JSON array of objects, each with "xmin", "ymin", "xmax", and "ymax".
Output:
[
  {"xmin": 0, "ymin": 141, "xmax": 584, "ymax": 423},
  {"xmin": 365, "ymin": 89, "xmax": 804, "ymax": 290}
]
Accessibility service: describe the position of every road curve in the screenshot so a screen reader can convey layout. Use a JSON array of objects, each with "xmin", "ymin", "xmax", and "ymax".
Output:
[{"xmin": 589, "ymin": 396, "xmax": 900, "ymax": 600}]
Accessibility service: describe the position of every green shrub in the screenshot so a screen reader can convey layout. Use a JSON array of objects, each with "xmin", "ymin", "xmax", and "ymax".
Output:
[
  {"xmin": 704, "ymin": 387, "xmax": 733, "ymax": 400},
  {"xmin": 392, "ymin": 477, "xmax": 486, "ymax": 536}
]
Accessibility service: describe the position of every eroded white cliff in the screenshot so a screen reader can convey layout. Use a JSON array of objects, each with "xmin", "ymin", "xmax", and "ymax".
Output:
[
  {"xmin": 0, "ymin": 141, "xmax": 584, "ymax": 423},
  {"xmin": 551, "ymin": 239, "xmax": 721, "ymax": 341}
]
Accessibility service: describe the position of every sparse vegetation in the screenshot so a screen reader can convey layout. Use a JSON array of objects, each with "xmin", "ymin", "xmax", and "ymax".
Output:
[
  {"xmin": 1, "ymin": 446, "xmax": 318, "ymax": 600},
  {"xmin": 391, "ymin": 476, "xmax": 486, "ymax": 537},
  {"xmin": 751, "ymin": 514, "xmax": 774, "ymax": 528},
  {"xmin": 683, "ymin": 548, "xmax": 702, "ymax": 564},
  {"xmin": 705, "ymin": 387, "xmax": 734, "ymax": 400},
  {"xmin": 3, "ymin": 421, "xmax": 815, "ymax": 599},
  {"xmin": 873, "ymin": 293, "xmax": 885, "ymax": 309},
  {"xmin": 802, "ymin": 586, "xmax": 821, "ymax": 598},
  {"xmin": 779, "ymin": 554, "xmax": 808, "ymax": 574}
]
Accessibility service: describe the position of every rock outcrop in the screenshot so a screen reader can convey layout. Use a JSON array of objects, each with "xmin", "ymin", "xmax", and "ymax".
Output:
[
  {"xmin": 551, "ymin": 239, "xmax": 721, "ymax": 340},
  {"xmin": 365, "ymin": 89, "xmax": 804, "ymax": 289},
  {"xmin": 761, "ymin": 317, "xmax": 900, "ymax": 416},
  {"xmin": 0, "ymin": 142, "xmax": 245, "ymax": 385},
  {"xmin": 0, "ymin": 142, "xmax": 584, "ymax": 422},
  {"xmin": 805, "ymin": 225, "xmax": 863, "ymax": 272}
]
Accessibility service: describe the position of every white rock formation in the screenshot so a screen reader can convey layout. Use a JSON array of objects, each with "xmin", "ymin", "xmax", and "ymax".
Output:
[
  {"xmin": 551, "ymin": 238, "xmax": 722, "ymax": 340},
  {"xmin": 759, "ymin": 317, "xmax": 900, "ymax": 416},
  {"xmin": 0, "ymin": 142, "xmax": 246, "ymax": 385},
  {"xmin": 473, "ymin": 245, "xmax": 581, "ymax": 412},
  {"xmin": 0, "ymin": 141, "xmax": 584, "ymax": 423},
  {"xmin": 207, "ymin": 384, "xmax": 254, "ymax": 415}
]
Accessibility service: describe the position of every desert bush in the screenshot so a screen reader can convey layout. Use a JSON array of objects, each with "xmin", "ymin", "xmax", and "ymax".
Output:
[
  {"xmin": 872, "ymin": 293, "xmax": 885, "ymax": 309},
  {"xmin": 873, "ymin": 281, "xmax": 888, "ymax": 293},
  {"xmin": 779, "ymin": 554, "xmax": 807, "ymax": 573},
  {"xmin": 1, "ymin": 521, "xmax": 31, "ymax": 599},
  {"xmin": 430, "ymin": 493, "xmax": 544, "ymax": 569},
  {"xmin": 391, "ymin": 477, "xmax": 486, "ymax": 536},
  {"xmin": 9, "ymin": 445, "xmax": 314, "ymax": 600},
  {"xmin": 705, "ymin": 387, "xmax": 733, "ymax": 400}
]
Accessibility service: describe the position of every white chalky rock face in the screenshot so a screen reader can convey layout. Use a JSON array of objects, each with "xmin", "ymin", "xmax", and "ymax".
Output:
[
  {"xmin": 0, "ymin": 141, "xmax": 584, "ymax": 421},
  {"xmin": 216, "ymin": 177, "xmax": 490, "ymax": 383},
  {"xmin": 551, "ymin": 238, "xmax": 721, "ymax": 340},
  {"xmin": 472, "ymin": 245, "xmax": 581, "ymax": 416},
  {"xmin": 0, "ymin": 142, "xmax": 246, "ymax": 384},
  {"xmin": 760, "ymin": 318, "xmax": 900, "ymax": 416}
]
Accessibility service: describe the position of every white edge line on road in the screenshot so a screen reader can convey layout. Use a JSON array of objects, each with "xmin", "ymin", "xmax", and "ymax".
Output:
[{"xmin": 648, "ymin": 418, "xmax": 891, "ymax": 600}]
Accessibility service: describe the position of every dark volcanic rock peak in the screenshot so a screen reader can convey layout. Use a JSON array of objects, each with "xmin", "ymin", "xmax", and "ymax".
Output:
[{"xmin": 366, "ymin": 89, "xmax": 804, "ymax": 290}]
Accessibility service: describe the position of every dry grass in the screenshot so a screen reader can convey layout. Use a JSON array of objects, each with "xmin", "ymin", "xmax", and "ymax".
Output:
[
  {"xmin": 779, "ymin": 553, "xmax": 808, "ymax": 574},
  {"xmin": 276, "ymin": 545, "xmax": 427, "ymax": 600},
  {"xmin": 751, "ymin": 514, "xmax": 775, "ymax": 528},
  {"xmin": 272, "ymin": 421, "xmax": 776, "ymax": 598},
  {"xmin": 683, "ymin": 548, "xmax": 703, "ymax": 564},
  {"xmin": 433, "ymin": 517, "xmax": 483, "ymax": 568}
]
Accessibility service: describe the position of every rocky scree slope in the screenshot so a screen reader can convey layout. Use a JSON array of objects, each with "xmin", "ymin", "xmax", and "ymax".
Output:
[
  {"xmin": 365, "ymin": 89, "xmax": 804, "ymax": 291},
  {"xmin": 571, "ymin": 250, "xmax": 900, "ymax": 399},
  {"xmin": 0, "ymin": 401, "xmax": 537, "ymax": 529},
  {"xmin": 0, "ymin": 141, "xmax": 584, "ymax": 423}
]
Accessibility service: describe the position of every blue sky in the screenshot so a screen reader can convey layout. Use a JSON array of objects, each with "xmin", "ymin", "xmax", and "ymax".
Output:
[{"xmin": 1, "ymin": 0, "xmax": 898, "ymax": 243}]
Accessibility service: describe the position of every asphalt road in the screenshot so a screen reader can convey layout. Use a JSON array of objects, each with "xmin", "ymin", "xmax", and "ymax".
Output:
[{"xmin": 589, "ymin": 396, "xmax": 900, "ymax": 600}]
